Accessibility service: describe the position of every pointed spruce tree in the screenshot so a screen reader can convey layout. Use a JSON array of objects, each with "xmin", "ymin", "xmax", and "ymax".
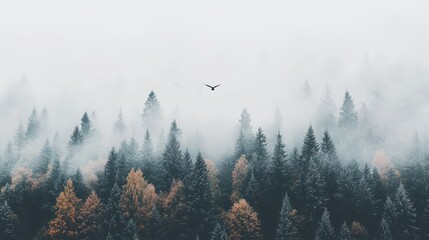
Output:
[
  {"xmin": 315, "ymin": 208, "xmax": 336, "ymax": 240},
  {"xmin": 275, "ymin": 193, "xmax": 298, "ymax": 240},
  {"xmin": 34, "ymin": 140, "xmax": 53, "ymax": 176},
  {"xmin": 161, "ymin": 120, "xmax": 184, "ymax": 191},
  {"xmin": 211, "ymin": 222, "xmax": 229, "ymax": 240},
  {"xmin": 0, "ymin": 200, "xmax": 20, "ymax": 240},
  {"xmin": 338, "ymin": 91, "xmax": 358, "ymax": 129},
  {"xmin": 339, "ymin": 222, "xmax": 352, "ymax": 240},
  {"xmin": 189, "ymin": 152, "xmax": 215, "ymax": 240},
  {"xmin": 25, "ymin": 107, "xmax": 41, "ymax": 141},
  {"xmin": 98, "ymin": 148, "xmax": 118, "ymax": 202},
  {"xmin": 80, "ymin": 112, "xmax": 92, "ymax": 138}
]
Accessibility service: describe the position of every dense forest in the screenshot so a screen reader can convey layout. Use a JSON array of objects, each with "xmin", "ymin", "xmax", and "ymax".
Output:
[{"xmin": 0, "ymin": 90, "xmax": 428, "ymax": 240}]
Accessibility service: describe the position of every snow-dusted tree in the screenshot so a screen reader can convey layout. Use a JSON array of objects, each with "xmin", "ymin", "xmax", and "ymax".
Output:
[
  {"xmin": 338, "ymin": 91, "xmax": 358, "ymax": 129},
  {"xmin": 338, "ymin": 222, "xmax": 352, "ymax": 240},
  {"xmin": 315, "ymin": 208, "xmax": 335, "ymax": 240},
  {"xmin": 275, "ymin": 193, "xmax": 298, "ymax": 240},
  {"xmin": 226, "ymin": 199, "xmax": 262, "ymax": 240},
  {"xmin": 211, "ymin": 222, "xmax": 229, "ymax": 240}
]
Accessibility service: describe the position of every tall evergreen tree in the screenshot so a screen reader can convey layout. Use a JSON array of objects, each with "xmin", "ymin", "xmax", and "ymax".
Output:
[
  {"xmin": 301, "ymin": 125, "xmax": 319, "ymax": 164},
  {"xmin": 98, "ymin": 148, "xmax": 118, "ymax": 202},
  {"xmin": 25, "ymin": 107, "xmax": 41, "ymax": 141},
  {"xmin": 0, "ymin": 200, "xmax": 20, "ymax": 240},
  {"xmin": 339, "ymin": 222, "xmax": 352, "ymax": 240},
  {"xmin": 189, "ymin": 152, "xmax": 215, "ymax": 240},
  {"xmin": 211, "ymin": 222, "xmax": 229, "ymax": 240},
  {"xmin": 34, "ymin": 140, "xmax": 53, "ymax": 176},
  {"xmin": 68, "ymin": 125, "xmax": 83, "ymax": 148},
  {"xmin": 251, "ymin": 127, "xmax": 268, "ymax": 186},
  {"xmin": 315, "ymin": 208, "xmax": 335, "ymax": 240},
  {"xmin": 80, "ymin": 112, "xmax": 92, "ymax": 138},
  {"xmin": 316, "ymin": 87, "xmax": 336, "ymax": 131},
  {"xmin": 161, "ymin": 120, "xmax": 184, "ymax": 191},
  {"xmin": 245, "ymin": 171, "xmax": 262, "ymax": 212},
  {"xmin": 142, "ymin": 91, "xmax": 163, "ymax": 134},
  {"xmin": 338, "ymin": 91, "xmax": 358, "ymax": 129},
  {"xmin": 380, "ymin": 218, "xmax": 393, "ymax": 240},
  {"xmin": 393, "ymin": 184, "xmax": 417, "ymax": 239},
  {"xmin": 0, "ymin": 142, "xmax": 16, "ymax": 186},
  {"xmin": 275, "ymin": 193, "xmax": 298, "ymax": 240},
  {"xmin": 72, "ymin": 169, "xmax": 90, "ymax": 200},
  {"xmin": 270, "ymin": 132, "xmax": 290, "ymax": 207},
  {"xmin": 238, "ymin": 108, "xmax": 254, "ymax": 157}
]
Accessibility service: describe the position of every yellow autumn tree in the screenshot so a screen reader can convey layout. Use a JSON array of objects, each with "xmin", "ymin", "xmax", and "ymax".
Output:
[
  {"xmin": 231, "ymin": 155, "xmax": 248, "ymax": 202},
  {"xmin": 120, "ymin": 168, "xmax": 158, "ymax": 235},
  {"xmin": 48, "ymin": 179, "xmax": 82, "ymax": 239},
  {"xmin": 225, "ymin": 199, "xmax": 262, "ymax": 240}
]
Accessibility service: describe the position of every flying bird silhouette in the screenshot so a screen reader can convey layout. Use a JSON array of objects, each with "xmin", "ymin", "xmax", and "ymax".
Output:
[{"xmin": 205, "ymin": 84, "xmax": 221, "ymax": 91}]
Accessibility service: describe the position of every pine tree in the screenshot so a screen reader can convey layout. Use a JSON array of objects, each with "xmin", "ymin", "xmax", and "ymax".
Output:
[
  {"xmin": 338, "ymin": 91, "xmax": 358, "ymax": 129},
  {"xmin": 72, "ymin": 169, "xmax": 90, "ymax": 200},
  {"xmin": 161, "ymin": 120, "xmax": 184, "ymax": 190},
  {"xmin": 251, "ymin": 127, "xmax": 268, "ymax": 186},
  {"xmin": 48, "ymin": 179, "xmax": 82, "ymax": 239},
  {"xmin": 115, "ymin": 152, "xmax": 127, "ymax": 188},
  {"xmin": 339, "ymin": 222, "xmax": 352, "ymax": 240},
  {"xmin": 211, "ymin": 222, "xmax": 229, "ymax": 240},
  {"xmin": 275, "ymin": 193, "xmax": 298, "ymax": 240},
  {"xmin": 189, "ymin": 152, "xmax": 215, "ymax": 240},
  {"xmin": 142, "ymin": 91, "xmax": 163, "ymax": 134},
  {"xmin": 77, "ymin": 192, "xmax": 104, "ymax": 240},
  {"xmin": 226, "ymin": 199, "xmax": 262, "ymax": 240},
  {"xmin": 270, "ymin": 132, "xmax": 290, "ymax": 216},
  {"xmin": 0, "ymin": 200, "xmax": 19, "ymax": 240},
  {"xmin": 98, "ymin": 148, "xmax": 118, "ymax": 202},
  {"xmin": 245, "ymin": 171, "xmax": 262, "ymax": 211},
  {"xmin": 25, "ymin": 107, "xmax": 41, "ymax": 141},
  {"xmin": 393, "ymin": 184, "xmax": 417, "ymax": 239},
  {"xmin": 315, "ymin": 208, "xmax": 335, "ymax": 240},
  {"xmin": 105, "ymin": 183, "xmax": 121, "ymax": 230},
  {"xmin": 44, "ymin": 157, "xmax": 63, "ymax": 210},
  {"xmin": 80, "ymin": 112, "xmax": 91, "ymax": 138},
  {"xmin": 34, "ymin": 140, "xmax": 53, "ymax": 176},
  {"xmin": 380, "ymin": 218, "xmax": 393, "ymax": 240},
  {"xmin": 114, "ymin": 109, "xmax": 126, "ymax": 135},
  {"xmin": 238, "ymin": 108, "xmax": 254, "ymax": 156},
  {"xmin": 146, "ymin": 205, "xmax": 162, "ymax": 240},
  {"xmin": 68, "ymin": 125, "xmax": 83, "ymax": 148},
  {"xmin": 141, "ymin": 130, "xmax": 158, "ymax": 184},
  {"xmin": 0, "ymin": 142, "xmax": 16, "ymax": 186},
  {"xmin": 301, "ymin": 125, "xmax": 319, "ymax": 164}
]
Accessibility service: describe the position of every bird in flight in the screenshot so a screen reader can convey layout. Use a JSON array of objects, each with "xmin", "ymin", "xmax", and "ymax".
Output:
[{"xmin": 205, "ymin": 84, "xmax": 221, "ymax": 91}]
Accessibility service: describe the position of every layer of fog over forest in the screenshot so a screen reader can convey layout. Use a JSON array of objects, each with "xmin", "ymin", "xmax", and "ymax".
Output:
[{"xmin": 1, "ymin": 0, "xmax": 429, "ymax": 178}]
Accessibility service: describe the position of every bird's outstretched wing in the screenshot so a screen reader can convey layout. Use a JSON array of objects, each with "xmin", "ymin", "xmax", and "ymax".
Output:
[
  {"xmin": 205, "ymin": 84, "xmax": 214, "ymax": 88},
  {"xmin": 213, "ymin": 84, "xmax": 221, "ymax": 88}
]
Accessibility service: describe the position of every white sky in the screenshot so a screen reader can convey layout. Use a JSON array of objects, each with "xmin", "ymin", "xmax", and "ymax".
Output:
[{"xmin": 1, "ymin": 0, "xmax": 429, "ymax": 158}]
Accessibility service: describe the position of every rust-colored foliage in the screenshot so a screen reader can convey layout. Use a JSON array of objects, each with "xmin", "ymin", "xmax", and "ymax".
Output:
[
  {"xmin": 205, "ymin": 159, "xmax": 221, "ymax": 202},
  {"xmin": 161, "ymin": 179, "xmax": 189, "ymax": 238},
  {"xmin": 48, "ymin": 179, "xmax": 82, "ymax": 239},
  {"xmin": 231, "ymin": 155, "xmax": 248, "ymax": 203},
  {"xmin": 77, "ymin": 191, "xmax": 104, "ymax": 240},
  {"xmin": 351, "ymin": 221, "xmax": 367, "ymax": 237},
  {"xmin": 120, "ymin": 168, "xmax": 158, "ymax": 233},
  {"xmin": 225, "ymin": 199, "xmax": 262, "ymax": 240}
]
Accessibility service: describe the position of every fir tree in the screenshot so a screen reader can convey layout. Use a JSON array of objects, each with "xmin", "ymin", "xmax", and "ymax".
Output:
[
  {"xmin": 68, "ymin": 125, "xmax": 83, "ymax": 147},
  {"xmin": 115, "ymin": 152, "xmax": 127, "ymax": 188},
  {"xmin": 141, "ymin": 130, "xmax": 158, "ymax": 184},
  {"xmin": 48, "ymin": 179, "xmax": 82, "ymax": 239},
  {"xmin": 301, "ymin": 125, "xmax": 319, "ymax": 164},
  {"xmin": 211, "ymin": 222, "xmax": 229, "ymax": 240},
  {"xmin": 393, "ymin": 184, "xmax": 417, "ymax": 239},
  {"xmin": 339, "ymin": 222, "xmax": 352, "ymax": 240},
  {"xmin": 72, "ymin": 169, "xmax": 90, "ymax": 200},
  {"xmin": 34, "ymin": 140, "xmax": 53, "ymax": 176},
  {"xmin": 238, "ymin": 108, "xmax": 254, "ymax": 156},
  {"xmin": 245, "ymin": 171, "xmax": 262, "ymax": 211},
  {"xmin": 98, "ymin": 148, "xmax": 118, "ymax": 202},
  {"xmin": 25, "ymin": 107, "xmax": 41, "ymax": 141},
  {"xmin": 189, "ymin": 152, "xmax": 215, "ymax": 240},
  {"xmin": 380, "ymin": 218, "xmax": 393, "ymax": 240},
  {"xmin": 275, "ymin": 193, "xmax": 298, "ymax": 240},
  {"xmin": 251, "ymin": 127, "xmax": 268, "ymax": 186},
  {"xmin": 0, "ymin": 142, "xmax": 16, "ymax": 186},
  {"xmin": 0, "ymin": 200, "xmax": 20, "ymax": 240},
  {"xmin": 80, "ymin": 112, "xmax": 91, "ymax": 138},
  {"xmin": 338, "ymin": 91, "xmax": 358, "ymax": 129},
  {"xmin": 315, "ymin": 208, "xmax": 335, "ymax": 240},
  {"xmin": 142, "ymin": 91, "xmax": 163, "ymax": 135},
  {"xmin": 161, "ymin": 120, "xmax": 183, "ymax": 191},
  {"xmin": 270, "ymin": 132, "xmax": 290, "ymax": 213}
]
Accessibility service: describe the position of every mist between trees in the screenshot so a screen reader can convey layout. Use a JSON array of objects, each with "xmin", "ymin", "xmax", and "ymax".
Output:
[{"xmin": 0, "ymin": 89, "xmax": 428, "ymax": 240}]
